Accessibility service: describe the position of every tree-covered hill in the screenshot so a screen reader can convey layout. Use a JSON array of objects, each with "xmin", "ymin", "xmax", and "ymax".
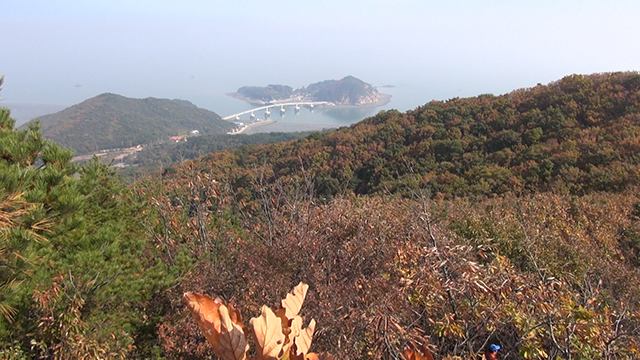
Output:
[
  {"xmin": 303, "ymin": 75, "xmax": 381, "ymax": 105},
  {"xmin": 236, "ymin": 84, "xmax": 294, "ymax": 103},
  {"xmin": 131, "ymin": 131, "xmax": 317, "ymax": 168},
  {"xmin": 27, "ymin": 93, "xmax": 236, "ymax": 155},
  {"xmin": 117, "ymin": 131, "xmax": 318, "ymax": 181},
  {"xmin": 180, "ymin": 72, "xmax": 640, "ymax": 199},
  {"xmin": 140, "ymin": 72, "xmax": 640, "ymax": 358}
]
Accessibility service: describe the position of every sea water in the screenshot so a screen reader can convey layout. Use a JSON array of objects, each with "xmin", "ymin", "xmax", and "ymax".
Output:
[
  {"xmin": 203, "ymin": 82, "xmax": 435, "ymax": 135},
  {"xmin": 6, "ymin": 82, "xmax": 439, "ymax": 133}
]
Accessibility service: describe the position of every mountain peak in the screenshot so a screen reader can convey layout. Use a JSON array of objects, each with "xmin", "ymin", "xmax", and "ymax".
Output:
[{"xmin": 30, "ymin": 94, "xmax": 234, "ymax": 155}]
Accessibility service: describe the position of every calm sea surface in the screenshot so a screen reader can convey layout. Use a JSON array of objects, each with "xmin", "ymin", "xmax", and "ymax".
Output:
[
  {"xmin": 7, "ymin": 82, "xmax": 437, "ymax": 132},
  {"xmin": 202, "ymin": 82, "xmax": 433, "ymax": 134}
]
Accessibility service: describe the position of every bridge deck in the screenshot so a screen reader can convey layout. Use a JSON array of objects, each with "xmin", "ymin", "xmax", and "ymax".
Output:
[{"xmin": 222, "ymin": 101, "xmax": 329, "ymax": 120}]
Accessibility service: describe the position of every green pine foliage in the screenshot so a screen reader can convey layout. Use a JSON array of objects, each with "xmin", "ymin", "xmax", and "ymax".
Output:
[{"xmin": 0, "ymin": 78, "xmax": 179, "ymax": 357}]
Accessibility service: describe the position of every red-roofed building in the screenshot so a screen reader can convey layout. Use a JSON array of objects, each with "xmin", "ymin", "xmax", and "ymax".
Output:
[{"xmin": 170, "ymin": 136, "xmax": 187, "ymax": 142}]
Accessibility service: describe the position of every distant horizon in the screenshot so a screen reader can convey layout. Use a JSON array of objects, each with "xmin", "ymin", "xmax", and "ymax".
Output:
[
  {"xmin": 6, "ymin": 69, "xmax": 640, "ymax": 126},
  {"xmin": 3, "ymin": 0, "xmax": 639, "ymax": 122}
]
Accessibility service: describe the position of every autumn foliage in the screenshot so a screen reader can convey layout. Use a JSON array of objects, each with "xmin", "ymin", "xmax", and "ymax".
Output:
[
  {"xmin": 144, "ymin": 170, "xmax": 640, "ymax": 358},
  {"xmin": 178, "ymin": 71, "xmax": 640, "ymax": 199},
  {"xmin": 4, "ymin": 72, "xmax": 640, "ymax": 358},
  {"xmin": 125, "ymin": 72, "xmax": 640, "ymax": 359},
  {"xmin": 183, "ymin": 283, "xmax": 327, "ymax": 360}
]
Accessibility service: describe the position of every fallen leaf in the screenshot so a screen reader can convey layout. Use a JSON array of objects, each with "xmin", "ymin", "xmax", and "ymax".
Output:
[
  {"xmin": 305, "ymin": 353, "xmax": 335, "ymax": 360},
  {"xmin": 183, "ymin": 292, "xmax": 223, "ymax": 348},
  {"xmin": 402, "ymin": 346, "xmax": 434, "ymax": 360}
]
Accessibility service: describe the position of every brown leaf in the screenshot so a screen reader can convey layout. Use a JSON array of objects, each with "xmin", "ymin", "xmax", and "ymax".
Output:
[
  {"xmin": 218, "ymin": 305, "xmax": 250, "ymax": 360},
  {"xmin": 276, "ymin": 308, "xmax": 294, "ymax": 355},
  {"xmin": 403, "ymin": 348, "xmax": 418, "ymax": 360},
  {"xmin": 285, "ymin": 315, "xmax": 303, "ymax": 357},
  {"xmin": 289, "ymin": 316, "xmax": 302, "ymax": 341},
  {"xmin": 183, "ymin": 292, "xmax": 249, "ymax": 360},
  {"xmin": 293, "ymin": 318, "xmax": 315, "ymax": 357},
  {"xmin": 250, "ymin": 305, "xmax": 285, "ymax": 360},
  {"xmin": 281, "ymin": 282, "xmax": 309, "ymax": 319},
  {"xmin": 228, "ymin": 303, "xmax": 244, "ymax": 327},
  {"xmin": 183, "ymin": 292, "xmax": 223, "ymax": 348}
]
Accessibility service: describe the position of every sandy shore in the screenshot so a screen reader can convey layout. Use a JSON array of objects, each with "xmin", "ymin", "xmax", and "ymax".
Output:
[{"xmin": 234, "ymin": 118, "xmax": 277, "ymax": 134}]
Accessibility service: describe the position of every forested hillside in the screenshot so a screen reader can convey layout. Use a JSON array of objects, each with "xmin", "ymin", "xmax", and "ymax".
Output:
[
  {"xmin": 184, "ymin": 72, "xmax": 640, "ymax": 199},
  {"xmin": 303, "ymin": 75, "xmax": 381, "ymax": 105},
  {"xmin": 236, "ymin": 85, "xmax": 294, "ymax": 102},
  {"xmin": 145, "ymin": 72, "xmax": 640, "ymax": 358},
  {"xmin": 127, "ymin": 131, "xmax": 317, "ymax": 171},
  {"xmin": 29, "ymin": 93, "xmax": 235, "ymax": 155},
  {"xmin": 3, "ymin": 72, "xmax": 640, "ymax": 359},
  {"xmin": 116, "ymin": 131, "xmax": 318, "ymax": 182}
]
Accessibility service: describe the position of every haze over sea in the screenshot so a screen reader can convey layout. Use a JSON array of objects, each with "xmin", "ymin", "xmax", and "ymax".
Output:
[
  {"xmin": 3, "ymin": 1, "xmax": 640, "ymax": 129},
  {"xmin": 197, "ymin": 82, "xmax": 433, "ymax": 134},
  {"xmin": 5, "ymin": 82, "xmax": 432, "ymax": 133}
]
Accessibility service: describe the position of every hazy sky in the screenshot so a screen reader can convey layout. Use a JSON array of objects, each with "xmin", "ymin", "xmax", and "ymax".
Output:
[{"xmin": 2, "ymin": 0, "xmax": 640, "ymax": 113}]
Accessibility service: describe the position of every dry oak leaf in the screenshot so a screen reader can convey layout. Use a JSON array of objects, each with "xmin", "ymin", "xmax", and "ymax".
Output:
[
  {"xmin": 274, "ymin": 308, "xmax": 294, "ymax": 356},
  {"xmin": 183, "ymin": 292, "xmax": 223, "ymax": 347},
  {"xmin": 218, "ymin": 305, "xmax": 250, "ymax": 360},
  {"xmin": 183, "ymin": 292, "xmax": 249, "ymax": 360},
  {"xmin": 290, "ymin": 316, "xmax": 316, "ymax": 358},
  {"xmin": 250, "ymin": 305, "xmax": 286, "ymax": 360},
  {"xmin": 281, "ymin": 282, "xmax": 309, "ymax": 319}
]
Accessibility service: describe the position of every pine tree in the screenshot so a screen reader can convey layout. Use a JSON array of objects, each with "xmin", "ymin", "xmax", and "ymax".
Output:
[{"xmin": 0, "ymin": 75, "xmax": 176, "ymax": 357}]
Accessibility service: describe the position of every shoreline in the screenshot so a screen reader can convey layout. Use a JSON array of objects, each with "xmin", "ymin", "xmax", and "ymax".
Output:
[
  {"xmin": 330, "ymin": 93, "xmax": 392, "ymax": 109},
  {"xmin": 233, "ymin": 118, "xmax": 277, "ymax": 134},
  {"xmin": 226, "ymin": 92, "xmax": 269, "ymax": 106}
]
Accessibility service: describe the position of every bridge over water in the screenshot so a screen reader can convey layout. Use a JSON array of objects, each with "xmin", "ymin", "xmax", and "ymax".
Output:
[{"xmin": 222, "ymin": 101, "xmax": 330, "ymax": 121}]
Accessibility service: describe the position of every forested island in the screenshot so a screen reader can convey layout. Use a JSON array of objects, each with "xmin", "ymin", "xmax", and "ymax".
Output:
[{"xmin": 230, "ymin": 75, "xmax": 390, "ymax": 106}]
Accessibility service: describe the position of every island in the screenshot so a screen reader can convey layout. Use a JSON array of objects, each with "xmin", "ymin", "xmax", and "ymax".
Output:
[{"xmin": 228, "ymin": 76, "xmax": 391, "ymax": 107}]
